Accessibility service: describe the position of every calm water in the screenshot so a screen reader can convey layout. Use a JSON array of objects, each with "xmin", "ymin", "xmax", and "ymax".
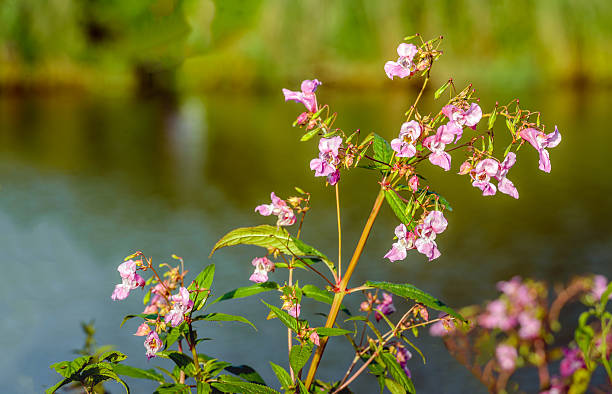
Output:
[{"xmin": 0, "ymin": 88, "xmax": 610, "ymax": 393}]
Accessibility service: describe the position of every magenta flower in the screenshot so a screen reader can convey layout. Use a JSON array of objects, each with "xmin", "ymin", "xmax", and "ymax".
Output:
[
  {"xmin": 560, "ymin": 347, "xmax": 585, "ymax": 377},
  {"xmin": 423, "ymin": 123, "xmax": 456, "ymax": 171},
  {"xmin": 478, "ymin": 300, "xmax": 516, "ymax": 330},
  {"xmin": 384, "ymin": 224, "xmax": 416, "ymax": 262},
  {"xmin": 391, "ymin": 121, "xmax": 421, "ymax": 158},
  {"xmin": 495, "ymin": 152, "xmax": 519, "ymax": 199},
  {"xmin": 518, "ymin": 311, "xmax": 541, "ymax": 339},
  {"xmin": 375, "ymin": 293, "xmax": 396, "ymax": 321},
  {"xmin": 395, "ymin": 344, "xmax": 413, "ymax": 377},
  {"xmin": 414, "ymin": 210, "xmax": 448, "ymax": 261},
  {"xmin": 442, "ymin": 103, "xmax": 482, "ymax": 137},
  {"xmin": 165, "ymin": 287, "xmax": 194, "ymax": 327},
  {"xmin": 519, "ymin": 126, "xmax": 561, "ymax": 173},
  {"xmin": 471, "ymin": 158, "xmax": 500, "ymax": 196},
  {"xmin": 111, "ymin": 260, "xmax": 145, "ymax": 301},
  {"xmin": 310, "ymin": 136, "xmax": 343, "ymax": 185},
  {"xmin": 384, "ymin": 43, "xmax": 418, "ymax": 80},
  {"xmin": 144, "ymin": 331, "xmax": 162, "ymax": 360},
  {"xmin": 282, "ymin": 79, "xmax": 322, "ymax": 113},
  {"xmin": 282, "ymin": 299, "xmax": 301, "ymax": 318},
  {"xmin": 255, "ymin": 192, "xmax": 296, "ymax": 227},
  {"xmin": 249, "ymin": 256, "xmax": 275, "ymax": 283},
  {"xmin": 496, "ymin": 344, "xmax": 517, "ymax": 371}
]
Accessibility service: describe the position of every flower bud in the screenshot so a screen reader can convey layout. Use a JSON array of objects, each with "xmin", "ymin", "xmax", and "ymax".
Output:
[{"xmin": 296, "ymin": 112, "xmax": 309, "ymax": 126}]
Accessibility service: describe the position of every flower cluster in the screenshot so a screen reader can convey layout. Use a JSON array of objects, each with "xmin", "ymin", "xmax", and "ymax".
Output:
[
  {"xmin": 255, "ymin": 192, "xmax": 296, "ymax": 227},
  {"xmin": 111, "ymin": 260, "xmax": 145, "ymax": 301},
  {"xmin": 165, "ymin": 287, "xmax": 194, "ymax": 327},
  {"xmin": 385, "ymin": 210, "xmax": 448, "ymax": 262},
  {"xmin": 384, "ymin": 43, "xmax": 419, "ymax": 80},
  {"xmin": 360, "ymin": 292, "xmax": 396, "ymax": 322},
  {"xmin": 310, "ymin": 136, "xmax": 343, "ymax": 185}
]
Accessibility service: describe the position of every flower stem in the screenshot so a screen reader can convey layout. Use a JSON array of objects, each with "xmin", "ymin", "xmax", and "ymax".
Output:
[
  {"xmin": 335, "ymin": 183, "xmax": 342, "ymax": 279},
  {"xmin": 304, "ymin": 188, "xmax": 386, "ymax": 389}
]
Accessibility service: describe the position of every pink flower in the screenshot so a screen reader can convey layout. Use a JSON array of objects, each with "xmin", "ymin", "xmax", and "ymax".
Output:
[
  {"xmin": 560, "ymin": 347, "xmax": 585, "ymax": 377},
  {"xmin": 519, "ymin": 126, "xmax": 561, "ymax": 173},
  {"xmin": 423, "ymin": 123, "xmax": 456, "ymax": 171},
  {"xmin": 478, "ymin": 300, "xmax": 516, "ymax": 330},
  {"xmin": 144, "ymin": 331, "xmax": 162, "ymax": 360},
  {"xmin": 408, "ymin": 175, "xmax": 419, "ymax": 192},
  {"xmin": 429, "ymin": 316, "xmax": 456, "ymax": 337},
  {"xmin": 470, "ymin": 158, "xmax": 500, "ymax": 196},
  {"xmin": 384, "ymin": 43, "xmax": 418, "ymax": 80},
  {"xmin": 282, "ymin": 300, "xmax": 301, "ymax": 318},
  {"xmin": 255, "ymin": 192, "xmax": 296, "ymax": 227},
  {"xmin": 496, "ymin": 344, "xmax": 517, "ymax": 371},
  {"xmin": 111, "ymin": 260, "xmax": 145, "ymax": 301},
  {"xmin": 391, "ymin": 121, "xmax": 421, "ymax": 158},
  {"xmin": 497, "ymin": 276, "xmax": 534, "ymax": 308},
  {"xmin": 309, "ymin": 330, "xmax": 320, "ymax": 346},
  {"xmin": 442, "ymin": 103, "xmax": 482, "ymax": 137},
  {"xmin": 310, "ymin": 136, "xmax": 343, "ymax": 185},
  {"xmin": 375, "ymin": 293, "xmax": 396, "ymax": 321},
  {"xmin": 282, "ymin": 79, "xmax": 322, "ymax": 113},
  {"xmin": 134, "ymin": 323, "xmax": 151, "ymax": 336},
  {"xmin": 591, "ymin": 275, "xmax": 611, "ymax": 301},
  {"xmin": 249, "ymin": 257, "xmax": 275, "ymax": 283},
  {"xmin": 414, "ymin": 211, "xmax": 448, "ymax": 261},
  {"xmin": 384, "ymin": 224, "xmax": 416, "ymax": 262},
  {"xmin": 165, "ymin": 287, "xmax": 194, "ymax": 327},
  {"xmin": 395, "ymin": 344, "xmax": 412, "ymax": 378},
  {"xmin": 495, "ymin": 152, "xmax": 519, "ymax": 199},
  {"xmin": 518, "ymin": 312, "xmax": 541, "ymax": 339}
]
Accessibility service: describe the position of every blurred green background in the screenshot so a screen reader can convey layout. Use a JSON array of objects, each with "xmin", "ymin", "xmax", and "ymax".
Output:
[
  {"xmin": 2, "ymin": 0, "xmax": 611, "ymax": 94},
  {"xmin": 1, "ymin": 1, "xmax": 612, "ymax": 393}
]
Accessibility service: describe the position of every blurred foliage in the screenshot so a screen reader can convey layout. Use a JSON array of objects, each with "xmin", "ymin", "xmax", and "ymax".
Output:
[{"xmin": 0, "ymin": 0, "xmax": 611, "ymax": 94}]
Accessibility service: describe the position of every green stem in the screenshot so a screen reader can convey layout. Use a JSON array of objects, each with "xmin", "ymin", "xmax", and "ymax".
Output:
[{"xmin": 304, "ymin": 189, "xmax": 386, "ymax": 389}]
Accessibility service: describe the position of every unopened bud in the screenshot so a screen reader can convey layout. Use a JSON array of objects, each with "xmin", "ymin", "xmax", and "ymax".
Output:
[
  {"xmin": 458, "ymin": 161, "xmax": 473, "ymax": 175},
  {"xmin": 296, "ymin": 112, "xmax": 309, "ymax": 126}
]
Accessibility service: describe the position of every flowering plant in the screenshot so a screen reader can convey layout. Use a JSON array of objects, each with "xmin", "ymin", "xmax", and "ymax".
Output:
[{"xmin": 48, "ymin": 34, "xmax": 564, "ymax": 393}]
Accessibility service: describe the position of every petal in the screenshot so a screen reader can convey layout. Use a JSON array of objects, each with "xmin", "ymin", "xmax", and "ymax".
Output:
[
  {"xmin": 429, "ymin": 152, "xmax": 451, "ymax": 171},
  {"xmin": 384, "ymin": 61, "xmax": 411, "ymax": 79},
  {"xmin": 415, "ymin": 238, "xmax": 441, "ymax": 261},
  {"xmin": 476, "ymin": 159, "xmax": 500, "ymax": 177},
  {"xmin": 426, "ymin": 211, "xmax": 448, "ymax": 234},
  {"xmin": 327, "ymin": 169, "xmax": 340, "ymax": 185},
  {"xmin": 249, "ymin": 271, "xmax": 268, "ymax": 283},
  {"xmin": 519, "ymin": 128, "xmax": 542, "ymax": 150},
  {"xmin": 255, "ymin": 204, "xmax": 273, "ymax": 216},
  {"xmin": 384, "ymin": 243, "xmax": 407, "ymax": 262},
  {"xmin": 500, "ymin": 152, "xmax": 517, "ymax": 171},
  {"xmin": 111, "ymin": 284, "xmax": 130, "ymax": 300},
  {"xmin": 538, "ymin": 149, "xmax": 551, "ymax": 173},
  {"xmin": 397, "ymin": 43, "xmax": 418, "ymax": 60},
  {"xmin": 545, "ymin": 125, "xmax": 562, "ymax": 148},
  {"xmin": 301, "ymin": 79, "xmax": 321, "ymax": 94},
  {"xmin": 498, "ymin": 177, "xmax": 519, "ymax": 199},
  {"xmin": 463, "ymin": 103, "xmax": 482, "ymax": 127}
]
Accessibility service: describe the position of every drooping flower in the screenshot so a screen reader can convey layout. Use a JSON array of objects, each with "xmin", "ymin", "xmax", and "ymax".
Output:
[
  {"xmin": 442, "ymin": 103, "xmax": 482, "ymax": 138},
  {"xmin": 111, "ymin": 260, "xmax": 145, "ymax": 301},
  {"xmin": 391, "ymin": 121, "xmax": 421, "ymax": 158},
  {"xmin": 144, "ymin": 331, "xmax": 162, "ymax": 360},
  {"xmin": 134, "ymin": 323, "xmax": 151, "ymax": 337},
  {"xmin": 429, "ymin": 314, "xmax": 456, "ymax": 337},
  {"xmin": 495, "ymin": 152, "xmax": 519, "ymax": 199},
  {"xmin": 249, "ymin": 257, "xmax": 275, "ymax": 283},
  {"xmin": 309, "ymin": 330, "xmax": 320, "ymax": 346},
  {"xmin": 408, "ymin": 175, "xmax": 419, "ymax": 192},
  {"xmin": 560, "ymin": 347, "xmax": 585, "ymax": 377},
  {"xmin": 375, "ymin": 292, "xmax": 396, "ymax": 321},
  {"xmin": 310, "ymin": 136, "xmax": 343, "ymax": 185},
  {"xmin": 414, "ymin": 210, "xmax": 448, "ymax": 261},
  {"xmin": 423, "ymin": 123, "xmax": 456, "ymax": 171},
  {"xmin": 496, "ymin": 344, "xmax": 518, "ymax": 371},
  {"xmin": 165, "ymin": 287, "xmax": 194, "ymax": 327},
  {"xmin": 384, "ymin": 224, "xmax": 416, "ymax": 262},
  {"xmin": 395, "ymin": 344, "xmax": 413, "ymax": 377},
  {"xmin": 519, "ymin": 126, "xmax": 561, "ymax": 173},
  {"xmin": 384, "ymin": 43, "xmax": 418, "ymax": 80},
  {"xmin": 470, "ymin": 158, "xmax": 500, "ymax": 196},
  {"xmin": 255, "ymin": 192, "xmax": 296, "ymax": 227},
  {"xmin": 282, "ymin": 299, "xmax": 301, "ymax": 318},
  {"xmin": 282, "ymin": 79, "xmax": 322, "ymax": 113}
]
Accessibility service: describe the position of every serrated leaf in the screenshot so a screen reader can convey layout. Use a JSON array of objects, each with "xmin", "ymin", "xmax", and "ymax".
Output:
[
  {"xmin": 290, "ymin": 343, "xmax": 313, "ymax": 374},
  {"xmin": 262, "ymin": 301, "xmax": 299, "ymax": 332},
  {"xmin": 381, "ymin": 353, "xmax": 415, "ymax": 393},
  {"xmin": 224, "ymin": 364, "xmax": 266, "ymax": 385},
  {"xmin": 302, "ymin": 284, "xmax": 350, "ymax": 315},
  {"xmin": 365, "ymin": 281, "xmax": 464, "ymax": 321},
  {"xmin": 197, "ymin": 381, "xmax": 212, "ymax": 394},
  {"xmin": 269, "ymin": 362, "xmax": 292, "ymax": 389},
  {"xmin": 120, "ymin": 313, "xmax": 158, "ymax": 328},
  {"xmin": 112, "ymin": 364, "xmax": 165, "ymax": 383},
  {"xmin": 384, "ymin": 190, "xmax": 412, "ymax": 225},
  {"xmin": 165, "ymin": 326, "xmax": 184, "ymax": 347},
  {"xmin": 314, "ymin": 327, "xmax": 353, "ymax": 337},
  {"xmin": 81, "ymin": 364, "xmax": 130, "ymax": 393},
  {"xmin": 50, "ymin": 356, "xmax": 91, "ymax": 378},
  {"xmin": 211, "ymin": 381, "xmax": 279, "ymax": 394},
  {"xmin": 385, "ymin": 378, "xmax": 406, "ymax": 394},
  {"xmin": 189, "ymin": 264, "xmax": 215, "ymax": 310},
  {"xmin": 210, "ymin": 282, "xmax": 279, "ymax": 305},
  {"xmin": 156, "ymin": 351, "xmax": 194, "ymax": 370},
  {"xmin": 154, "ymin": 383, "xmax": 191, "ymax": 394},
  {"xmin": 373, "ymin": 134, "xmax": 393, "ymax": 165},
  {"xmin": 99, "ymin": 350, "xmax": 128, "ymax": 363},
  {"xmin": 45, "ymin": 377, "xmax": 73, "ymax": 394},
  {"xmin": 192, "ymin": 312, "xmax": 256, "ymax": 330}
]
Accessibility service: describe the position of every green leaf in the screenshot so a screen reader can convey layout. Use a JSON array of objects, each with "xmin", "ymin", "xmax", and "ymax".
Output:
[
  {"xmin": 165, "ymin": 325, "xmax": 184, "ymax": 347},
  {"xmin": 434, "ymin": 81, "xmax": 450, "ymax": 100},
  {"xmin": 50, "ymin": 356, "xmax": 91, "ymax": 378},
  {"xmin": 225, "ymin": 364, "xmax": 266, "ymax": 385},
  {"xmin": 154, "ymin": 383, "xmax": 191, "ymax": 394},
  {"xmin": 262, "ymin": 301, "xmax": 299, "ymax": 332},
  {"xmin": 384, "ymin": 190, "xmax": 412, "ymax": 225},
  {"xmin": 302, "ymin": 284, "xmax": 350, "ymax": 315},
  {"xmin": 211, "ymin": 225, "xmax": 334, "ymax": 275},
  {"xmin": 373, "ymin": 133, "xmax": 393, "ymax": 165},
  {"xmin": 365, "ymin": 281, "xmax": 464, "ymax": 321},
  {"xmin": 189, "ymin": 264, "xmax": 216, "ymax": 310},
  {"xmin": 120, "ymin": 313, "xmax": 158, "ymax": 328},
  {"xmin": 156, "ymin": 351, "xmax": 194, "ymax": 371},
  {"xmin": 81, "ymin": 364, "xmax": 131, "ymax": 393},
  {"xmin": 269, "ymin": 362, "xmax": 292, "ymax": 389},
  {"xmin": 314, "ymin": 327, "xmax": 353, "ymax": 337},
  {"xmin": 112, "ymin": 364, "xmax": 165, "ymax": 383},
  {"xmin": 297, "ymin": 379, "xmax": 309, "ymax": 394},
  {"xmin": 99, "ymin": 350, "xmax": 128, "ymax": 364},
  {"xmin": 211, "ymin": 381, "xmax": 279, "ymax": 394},
  {"xmin": 385, "ymin": 378, "xmax": 407, "ymax": 394},
  {"xmin": 45, "ymin": 378, "xmax": 73, "ymax": 394},
  {"xmin": 488, "ymin": 109, "xmax": 497, "ymax": 130},
  {"xmin": 197, "ymin": 381, "xmax": 212, "ymax": 394},
  {"xmin": 192, "ymin": 312, "xmax": 257, "ymax": 330},
  {"xmin": 210, "ymin": 282, "xmax": 279, "ymax": 305},
  {"xmin": 289, "ymin": 343, "xmax": 314, "ymax": 374},
  {"xmin": 381, "ymin": 352, "xmax": 415, "ymax": 393}
]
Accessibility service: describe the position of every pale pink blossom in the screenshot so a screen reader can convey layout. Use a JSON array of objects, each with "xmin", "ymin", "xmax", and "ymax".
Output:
[
  {"xmin": 423, "ymin": 124, "xmax": 455, "ymax": 171},
  {"xmin": 165, "ymin": 287, "xmax": 194, "ymax": 327},
  {"xmin": 442, "ymin": 103, "xmax": 482, "ymax": 137},
  {"xmin": 518, "ymin": 312, "xmax": 541, "ymax": 339},
  {"xmin": 497, "ymin": 276, "xmax": 534, "ymax": 308},
  {"xmin": 255, "ymin": 192, "xmax": 296, "ymax": 227},
  {"xmin": 496, "ymin": 344, "xmax": 517, "ymax": 371},
  {"xmin": 414, "ymin": 211, "xmax": 448, "ymax": 261},
  {"xmin": 309, "ymin": 330, "xmax": 320, "ymax": 346},
  {"xmin": 384, "ymin": 43, "xmax": 418, "ymax": 80},
  {"xmin": 519, "ymin": 126, "xmax": 561, "ymax": 173},
  {"xmin": 375, "ymin": 293, "xmax": 396, "ymax": 321},
  {"xmin": 391, "ymin": 121, "xmax": 421, "ymax": 158},
  {"xmin": 384, "ymin": 224, "xmax": 416, "ymax": 262},
  {"xmin": 495, "ymin": 152, "xmax": 519, "ymax": 199},
  {"xmin": 591, "ymin": 275, "xmax": 611, "ymax": 301},
  {"xmin": 134, "ymin": 323, "xmax": 151, "ymax": 336},
  {"xmin": 249, "ymin": 256, "xmax": 275, "ymax": 283},
  {"xmin": 282, "ymin": 299, "xmax": 301, "ymax": 318},
  {"xmin": 111, "ymin": 260, "xmax": 145, "ymax": 301},
  {"xmin": 479, "ymin": 300, "xmax": 516, "ymax": 330},
  {"xmin": 408, "ymin": 175, "xmax": 419, "ymax": 192},
  {"xmin": 310, "ymin": 136, "xmax": 343, "ymax": 185},
  {"xmin": 471, "ymin": 159, "xmax": 500, "ymax": 196},
  {"xmin": 282, "ymin": 79, "xmax": 322, "ymax": 113},
  {"xmin": 144, "ymin": 331, "xmax": 162, "ymax": 360}
]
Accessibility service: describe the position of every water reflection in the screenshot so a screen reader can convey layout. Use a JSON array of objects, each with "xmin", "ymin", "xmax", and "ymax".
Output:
[{"xmin": 0, "ymin": 88, "xmax": 610, "ymax": 393}]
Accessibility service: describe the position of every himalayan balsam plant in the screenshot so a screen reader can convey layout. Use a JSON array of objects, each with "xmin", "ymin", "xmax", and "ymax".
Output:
[{"xmin": 48, "ymin": 34, "xmax": 565, "ymax": 394}]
